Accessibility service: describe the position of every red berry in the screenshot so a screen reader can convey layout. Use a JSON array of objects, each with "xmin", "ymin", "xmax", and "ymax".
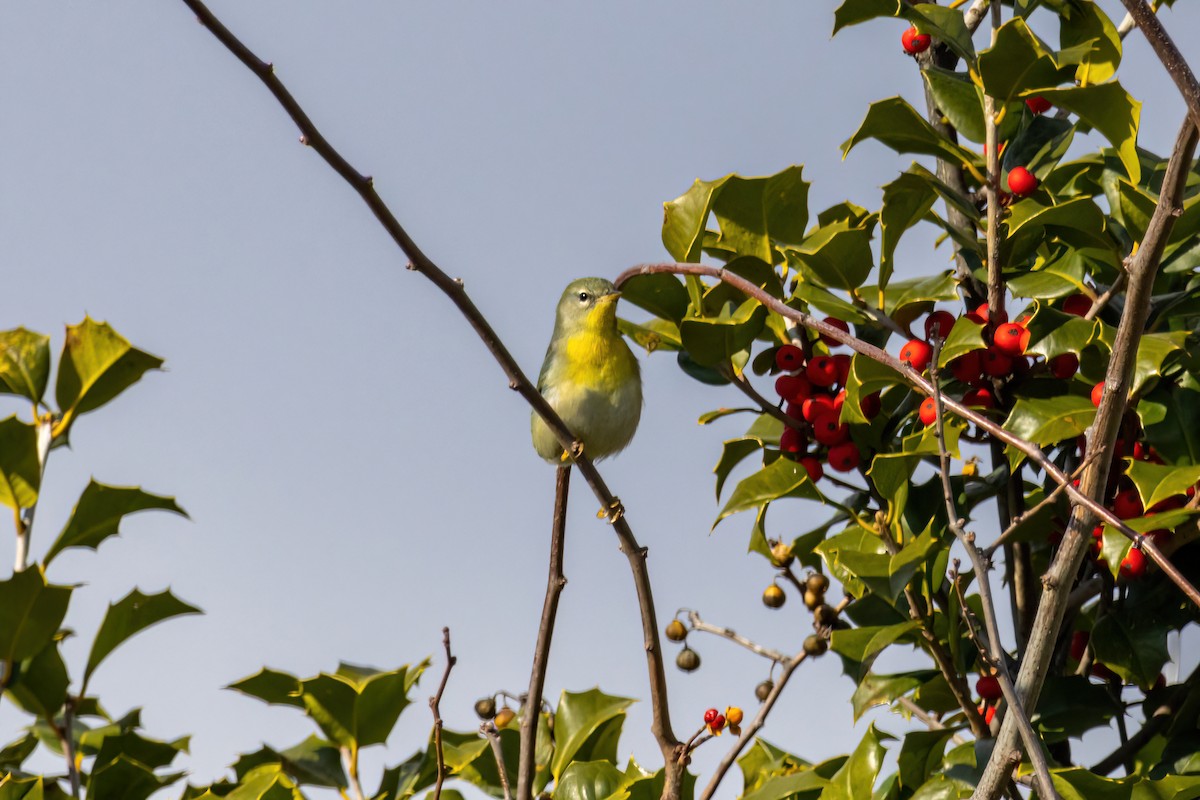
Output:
[
  {"xmin": 832, "ymin": 390, "xmax": 846, "ymax": 412},
  {"xmin": 802, "ymin": 394, "xmax": 836, "ymax": 422},
  {"xmin": 981, "ymin": 347, "xmax": 1014, "ymax": 377},
  {"xmin": 775, "ymin": 344, "xmax": 805, "ymax": 371},
  {"xmin": 806, "ymin": 356, "xmax": 839, "ymax": 388},
  {"xmin": 901, "ymin": 26, "xmax": 931, "ymax": 54},
  {"xmin": 1092, "ymin": 662, "xmax": 1116, "ymax": 681},
  {"xmin": 1091, "ymin": 381, "xmax": 1105, "ymax": 408},
  {"xmin": 899, "ymin": 339, "xmax": 933, "ymax": 372},
  {"xmin": 703, "ymin": 708, "xmax": 719, "ymax": 724},
  {"xmin": 1150, "ymin": 495, "xmax": 1185, "ymax": 513},
  {"xmin": 827, "ymin": 442, "xmax": 861, "ymax": 472},
  {"xmin": 950, "ymin": 351, "xmax": 983, "ymax": 382},
  {"xmin": 1069, "ymin": 631, "xmax": 1089, "ymax": 661},
  {"xmin": 976, "ymin": 675, "xmax": 1002, "ymax": 702},
  {"xmin": 1049, "ymin": 353, "xmax": 1079, "ymax": 380},
  {"xmin": 859, "ymin": 392, "xmax": 882, "ymax": 420},
  {"xmin": 1112, "ymin": 489, "xmax": 1143, "ymax": 520},
  {"xmin": 982, "ymin": 704, "xmax": 997, "ymax": 725},
  {"xmin": 1025, "ymin": 95, "xmax": 1052, "ymax": 114},
  {"xmin": 918, "ymin": 396, "xmax": 938, "ymax": 426},
  {"xmin": 709, "ymin": 714, "xmax": 726, "ymax": 733},
  {"xmin": 1119, "ymin": 547, "xmax": 1147, "ymax": 580},
  {"xmin": 1062, "ymin": 294, "xmax": 1092, "ymax": 317},
  {"xmin": 992, "ymin": 323, "xmax": 1029, "ymax": 357},
  {"xmin": 775, "ymin": 374, "xmax": 812, "ymax": 404},
  {"xmin": 780, "ymin": 426, "xmax": 804, "ymax": 454},
  {"xmin": 964, "ymin": 303, "xmax": 1009, "ymax": 326},
  {"xmin": 812, "ymin": 412, "xmax": 850, "ymax": 446},
  {"xmin": 962, "ymin": 387, "xmax": 995, "ymax": 409},
  {"xmin": 1007, "ymin": 166, "xmax": 1038, "ymax": 197},
  {"xmin": 924, "ymin": 310, "xmax": 956, "ymax": 340},
  {"xmin": 800, "ymin": 456, "xmax": 824, "ymax": 482},
  {"xmin": 821, "ymin": 317, "xmax": 850, "ymax": 346}
]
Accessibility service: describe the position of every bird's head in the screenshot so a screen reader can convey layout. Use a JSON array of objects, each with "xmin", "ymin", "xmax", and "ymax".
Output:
[{"xmin": 554, "ymin": 277, "xmax": 622, "ymax": 335}]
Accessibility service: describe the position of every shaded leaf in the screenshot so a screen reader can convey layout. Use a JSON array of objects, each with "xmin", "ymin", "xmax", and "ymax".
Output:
[
  {"xmin": 1092, "ymin": 611, "xmax": 1170, "ymax": 689},
  {"xmin": 85, "ymin": 589, "xmax": 202, "ymax": 687},
  {"xmin": 0, "ymin": 416, "xmax": 40, "ymax": 511},
  {"xmin": 44, "ymin": 481, "xmax": 187, "ymax": 566},
  {"xmin": 227, "ymin": 668, "xmax": 305, "ymax": 708},
  {"xmin": 298, "ymin": 661, "xmax": 428, "ymax": 749},
  {"xmin": 715, "ymin": 457, "xmax": 821, "ymax": 527},
  {"xmin": 0, "ymin": 566, "xmax": 72, "ymax": 664}
]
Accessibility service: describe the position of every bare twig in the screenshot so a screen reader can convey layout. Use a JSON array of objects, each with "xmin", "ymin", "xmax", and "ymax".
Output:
[
  {"xmin": 685, "ymin": 610, "xmax": 788, "ymax": 662},
  {"xmin": 481, "ymin": 722, "xmax": 513, "ymax": 800},
  {"xmin": 898, "ymin": 696, "xmax": 969, "ymax": 745},
  {"xmin": 616, "ymin": 261, "xmax": 1200, "ymax": 608},
  {"xmin": 430, "ymin": 628, "xmax": 457, "ymax": 800},
  {"xmin": 175, "ymin": 7, "xmax": 684, "ymax": 796},
  {"xmin": 343, "ymin": 746, "xmax": 366, "ymax": 800},
  {"xmin": 972, "ymin": 117, "xmax": 1199, "ymax": 800},
  {"xmin": 518, "ymin": 466, "xmax": 569, "ymax": 800},
  {"xmin": 13, "ymin": 416, "xmax": 52, "ymax": 572},
  {"xmin": 1084, "ymin": 272, "xmax": 1127, "ymax": 321}
]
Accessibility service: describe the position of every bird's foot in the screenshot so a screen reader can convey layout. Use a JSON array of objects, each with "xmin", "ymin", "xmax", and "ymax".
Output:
[
  {"xmin": 570, "ymin": 440, "xmax": 586, "ymax": 459},
  {"xmin": 598, "ymin": 497, "xmax": 625, "ymax": 523}
]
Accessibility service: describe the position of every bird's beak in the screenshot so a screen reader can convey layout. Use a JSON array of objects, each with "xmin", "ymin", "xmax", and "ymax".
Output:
[{"xmin": 600, "ymin": 291, "xmax": 621, "ymax": 302}]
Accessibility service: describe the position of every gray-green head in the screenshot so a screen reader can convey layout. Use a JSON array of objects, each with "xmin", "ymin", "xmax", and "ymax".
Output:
[{"xmin": 552, "ymin": 277, "xmax": 621, "ymax": 336}]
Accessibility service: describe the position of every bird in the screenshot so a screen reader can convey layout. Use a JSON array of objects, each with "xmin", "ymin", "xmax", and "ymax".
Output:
[{"xmin": 531, "ymin": 277, "xmax": 642, "ymax": 465}]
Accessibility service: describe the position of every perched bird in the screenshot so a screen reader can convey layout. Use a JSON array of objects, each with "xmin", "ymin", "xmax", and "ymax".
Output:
[{"xmin": 531, "ymin": 277, "xmax": 642, "ymax": 463}]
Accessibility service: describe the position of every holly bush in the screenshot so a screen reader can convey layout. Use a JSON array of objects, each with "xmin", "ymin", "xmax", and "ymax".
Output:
[{"xmin": 5, "ymin": 1, "xmax": 1200, "ymax": 800}]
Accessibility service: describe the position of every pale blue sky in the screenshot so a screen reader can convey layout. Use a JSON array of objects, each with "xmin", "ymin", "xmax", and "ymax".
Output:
[{"xmin": 3, "ymin": 2, "xmax": 1199, "ymax": 797}]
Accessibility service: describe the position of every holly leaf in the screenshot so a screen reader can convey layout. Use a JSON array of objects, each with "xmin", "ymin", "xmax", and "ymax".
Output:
[
  {"xmin": 85, "ymin": 589, "xmax": 202, "ymax": 687},
  {"xmin": 715, "ymin": 457, "xmax": 822, "ymax": 527},
  {"xmin": 0, "ymin": 328, "xmax": 51, "ymax": 404},
  {"xmin": 43, "ymin": 481, "xmax": 188, "ymax": 566}
]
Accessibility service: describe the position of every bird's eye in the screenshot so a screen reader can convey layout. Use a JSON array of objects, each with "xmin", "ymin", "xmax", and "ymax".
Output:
[{"xmin": 578, "ymin": 292, "xmax": 590, "ymax": 302}]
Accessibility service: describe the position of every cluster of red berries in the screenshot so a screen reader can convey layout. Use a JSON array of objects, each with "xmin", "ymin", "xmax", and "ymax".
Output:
[
  {"xmin": 774, "ymin": 317, "xmax": 879, "ymax": 476},
  {"xmin": 912, "ymin": 293, "xmax": 1102, "ymax": 430},
  {"xmin": 702, "ymin": 706, "xmax": 743, "ymax": 736}
]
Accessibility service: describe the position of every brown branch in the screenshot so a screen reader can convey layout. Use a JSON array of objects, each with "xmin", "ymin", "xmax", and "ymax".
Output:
[
  {"xmin": 984, "ymin": 452, "xmax": 1103, "ymax": 558},
  {"xmin": 898, "ymin": 696, "xmax": 969, "ymax": 745},
  {"xmin": 518, "ymin": 466, "xmax": 569, "ymax": 800},
  {"xmin": 1084, "ymin": 272, "xmax": 1127, "ymax": 321},
  {"xmin": 481, "ymin": 722, "xmax": 513, "ymax": 800},
  {"xmin": 972, "ymin": 116, "xmax": 1199, "ymax": 800},
  {"xmin": 685, "ymin": 610, "xmax": 788, "ymax": 663},
  {"xmin": 1118, "ymin": 0, "xmax": 1200, "ymax": 129},
  {"xmin": 615, "ymin": 262, "xmax": 1200, "ymax": 608},
  {"xmin": 430, "ymin": 627, "xmax": 457, "ymax": 800},
  {"xmin": 174, "ymin": 5, "xmax": 684, "ymax": 794}
]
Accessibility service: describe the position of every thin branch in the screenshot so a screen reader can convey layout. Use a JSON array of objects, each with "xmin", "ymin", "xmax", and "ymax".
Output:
[
  {"xmin": 518, "ymin": 466, "xmax": 570, "ymax": 800},
  {"xmin": 972, "ymin": 117, "xmax": 1199, "ymax": 800},
  {"xmin": 430, "ymin": 627, "xmax": 457, "ymax": 800},
  {"xmin": 898, "ymin": 696, "xmax": 969, "ymax": 746},
  {"xmin": 174, "ymin": 6, "xmax": 683, "ymax": 792},
  {"xmin": 685, "ymin": 611, "xmax": 788, "ymax": 663},
  {"xmin": 937, "ymin": 342, "xmax": 1058, "ymax": 797},
  {"xmin": 984, "ymin": 451, "xmax": 1103, "ymax": 558},
  {"xmin": 481, "ymin": 722, "xmax": 513, "ymax": 800},
  {"xmin": 13, "ymin": 417, "xmax": 52, "ymax": 572},
  {"xmin": 722, "ymin": 368, "xmax": 802, "ymax": 431},
  {"xmin": 343, "ymin": 746, "xmax": 365, "ymax": 800},
  {"xmin": 1092, "ymin": 663, "xmax": 1199, "ymax": 775},
  {"xmin": 1084, "ymin": 272, "xmax": 1127, "ymax": 321},
  {"xmin": 616, "ymin": 261, "xmax": 1200, "ymax": 609},
  {"xmin": 1118, "ymin": 0, "xmax": 1200, "ymax": 129}
]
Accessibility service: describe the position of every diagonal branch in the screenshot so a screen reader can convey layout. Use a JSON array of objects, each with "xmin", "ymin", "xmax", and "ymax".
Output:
[
  {"xmin": 430, "ymin": 628, "xmax": 457, "ymax": 800},
  {"xmin": 174, "ymin": 2, "xmax": 684, "ymax": 792}
]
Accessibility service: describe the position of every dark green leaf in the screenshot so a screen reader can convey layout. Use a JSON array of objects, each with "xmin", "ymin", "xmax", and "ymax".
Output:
[
  {"xmin": 923, "ymin": 68, "xmax": 984, "ymax": 144},
  {"xmin": 880, "ymin": 173, "xmax": 938, "ymax": 289},
  {"xmin": 86, "ymin": 754, "xmax": 184, "ymax": 800},
  {"xmin": 54, "ymin": 318, "xmax": 164, "ymax": 441},
  {"xmin": 227, "ymin": 668, "xmax": 305, "ymax": 708},
  {"xmin": 1145, "ymin": 389, "xmax": 1200, "ymax": 466},
  {"xmin": 616, "ymin": 274, "xmax": 690, "ymax": 325},
  {"xmin": 94, "ymin": 732, "xmax": 189, "ymax": 771},
  {"xmin": 786, "ymin": 219, "xmax": 876, "ymax": 292},
  {"xmin": 897, "ymin": 729, "xmax": 956, "ymax": 790},
  {"xmin": 43, "ymin": 481, "xmax": 187, "ymax": 566},
  {"xmin": 851, "ymin": 671, "xmax": 931, "ymax": 722},
  {"xmin": 0, "ymin": 328, "xmax": 51, "ymax": 404},
  {"xmin": 831, "ymin": 621, "xmax": 920, "ymax": 666},
  {"xmin": 976, "ymin": 18, "xmax": 1066, "ymax": 104},
  {"xmin": 1125, "ymin": 460, "xmax": 1200, "ymax": 512},
  {"xmin": 298, "ymin": 661, "xmax": 428, "ymax": 749},
  {"xmin": 715, "ymin": 457, "xmax": 821, "ymax": 527},
  {"xmin": 1058, "ymin": 0, "xmax": 1122, "ymax": 85},
  {"xmin": 0, "ymin": 416, "xmax": 40, "ymax": 511},
  {"xmin": 84, "ymin": 589, "xmax": 202, "ymax": 687},
  {"xmin": 0, "ymin": 567, "xmax": 71, "ymax": 664},
  {"xmin": 679, "ymin": 299, "xmax": 767, "ymax": 367},
  {"xmin": 936, "ymin": 318, "xmax": 986, "ymax": 367},
  {"xmin": 233, "ymin": 735, "xmax": 346, "ymax": 789},
  {"xmin": 842, "ymin": 97, "xmax": 975, "ymax": 165},
  {"xmin": 1092, "ymin": 610, "xmax": 1170, "ymax": 689},
  {"xmin": 1036, "ymin": 83, "xmax": 1142, "ymax": 182},
  {"xmin": 714, "ymin": 437, "xmax": 767, "ymax": 501},
  {"xmin": 555, "ymin": 761, "xmax": 625, "ymax": 800},
  {"xmin": 0, "ymin": 731, "xmax": 39, "ymax": 771},
  {"xmin": 1032, "ymin": 676, "xmax": 1117, "ymax": 743},
  {"xmin": 6, "ymin": 638, "xmax": 69, "ymax": 719}
]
